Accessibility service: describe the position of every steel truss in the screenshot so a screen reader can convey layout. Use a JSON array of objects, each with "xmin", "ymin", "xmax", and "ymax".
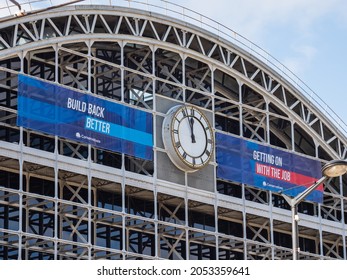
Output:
[{"xmin": 0, "ymin": 5, "xmax": 346, "ymax": 260}]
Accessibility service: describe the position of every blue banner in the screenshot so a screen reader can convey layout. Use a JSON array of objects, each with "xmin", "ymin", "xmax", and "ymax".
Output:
[
  {"xmin": 17, "ymin": 74, "xmax": 153, "ymax": 160},
  {"xmin": 216, "ymin": 133, "xmax": 323, "ymax": 203}
]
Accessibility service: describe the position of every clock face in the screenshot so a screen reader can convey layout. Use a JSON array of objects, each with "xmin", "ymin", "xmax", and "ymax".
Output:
[{"xmin": 162, "ymin": 105, "xmax": 214, "ymax": 172}]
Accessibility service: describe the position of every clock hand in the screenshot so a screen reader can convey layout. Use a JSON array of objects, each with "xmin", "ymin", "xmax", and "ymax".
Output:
[
  {"xmin": 185, "ymin": 106, "xmax": 196, "ymax": 143},
  {"xmin": 189, "ymin": 117, "xmax": 196, "ymax": 143}
]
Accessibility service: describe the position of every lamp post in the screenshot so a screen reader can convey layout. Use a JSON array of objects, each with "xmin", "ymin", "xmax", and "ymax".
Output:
[{"xmin": 281, "ymin": 159, "xmax": 347, "ymax": 260}]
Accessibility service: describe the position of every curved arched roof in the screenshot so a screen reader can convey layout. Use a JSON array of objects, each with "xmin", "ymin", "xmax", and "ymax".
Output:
[{"xmin": 0, "ymin": 4, "xmax": 345, "ymax": 161}]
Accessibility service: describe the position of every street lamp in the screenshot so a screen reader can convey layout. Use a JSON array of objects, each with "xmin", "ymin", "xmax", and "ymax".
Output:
[{"xmin": 281, "ymin": 159, "xmax": 347, "ymax": 260}]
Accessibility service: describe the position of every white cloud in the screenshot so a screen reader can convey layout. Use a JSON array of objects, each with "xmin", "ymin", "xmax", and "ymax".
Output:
[
  {"xmin": 176, "ymin": 0, "xmax": 347, "ymax": 82},
  {"xmin": 281, "ymin": 44, "xmax": 317, "ymax": 75},
  {"xmin": 176, "ymin": 0, "xmax": 342, "ymax": 40}
]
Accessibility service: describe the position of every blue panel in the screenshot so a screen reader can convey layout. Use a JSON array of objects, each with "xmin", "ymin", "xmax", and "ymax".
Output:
[
  {"xmin": 17, "ymin": 74, "xmax": 153, "ymax": 160},
  {"xmin": 216, "ymin": 132, "xmax": 323, "ymax": 203}
]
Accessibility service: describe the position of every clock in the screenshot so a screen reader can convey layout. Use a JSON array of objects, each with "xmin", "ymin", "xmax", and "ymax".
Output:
[{"xmin": 162, "ymin": 105, "xmax": 214, "ymax": 172}]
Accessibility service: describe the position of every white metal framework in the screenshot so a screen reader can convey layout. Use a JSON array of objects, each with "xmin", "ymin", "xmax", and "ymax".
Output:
[{"xmin": 0, "ymin": 3, "xmax": 346, "ymax": 260}]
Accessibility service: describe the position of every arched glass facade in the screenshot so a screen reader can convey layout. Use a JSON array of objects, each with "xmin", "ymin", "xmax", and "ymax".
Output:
[{"xmin": 0, "ymin": 3, "xmax": 346, "ymax": 260}]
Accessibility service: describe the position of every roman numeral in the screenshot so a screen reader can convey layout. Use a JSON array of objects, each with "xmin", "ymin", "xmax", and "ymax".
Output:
[{"xmin": 175, "ymin": 117, "xmax": 181, "ymax": 123}]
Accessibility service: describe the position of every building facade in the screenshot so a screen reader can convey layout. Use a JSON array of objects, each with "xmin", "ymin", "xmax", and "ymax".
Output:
[{"xmin": 0, "ymin": 2, "xmax": 346, "ymax": 260}]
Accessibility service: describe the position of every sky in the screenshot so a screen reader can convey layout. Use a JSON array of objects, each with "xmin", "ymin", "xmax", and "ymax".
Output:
[
  {"xmin": 1, "ymin": 0, "xmax": 346, "ymax": 135},
  {"xmin": 173, "ymin": 0, "xmax": 347, "ymax": 135}
]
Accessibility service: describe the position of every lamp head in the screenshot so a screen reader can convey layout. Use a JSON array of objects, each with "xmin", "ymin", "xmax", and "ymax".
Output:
[{"xmin": 322, "ymin": 159, "xmax": 347, "ymax": 178}]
